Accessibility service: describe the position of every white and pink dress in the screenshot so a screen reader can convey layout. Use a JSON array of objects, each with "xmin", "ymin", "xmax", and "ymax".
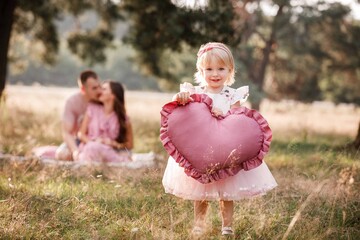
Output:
[{"xmin": 162, "ymin": 83, "xmax": 277, "ymax": 200}]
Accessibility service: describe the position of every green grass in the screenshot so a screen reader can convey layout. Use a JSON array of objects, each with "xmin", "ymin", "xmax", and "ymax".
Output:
[{"xmin": 1, "ymin": 101, "xmax": 360, "ymax": 239}]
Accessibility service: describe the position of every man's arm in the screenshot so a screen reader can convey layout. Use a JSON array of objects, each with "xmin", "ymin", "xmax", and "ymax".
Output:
[
  {"xmin": 62, "ymin": 120, "xmax": 78, "ymax": 154},
  {"xmin": 56, "ymin": 96, "xmax": 79, "ymax": 160},
  {"xmin": 77, "ymin": 113, "xmax": 90, "ymax": 144}
]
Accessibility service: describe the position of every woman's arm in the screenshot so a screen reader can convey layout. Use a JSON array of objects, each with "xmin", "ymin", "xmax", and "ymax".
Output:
[
  {"xmin": 77, "ymin": 113, "xmax": 90, "ymax": 144},
  {"xmin": 108, "ymin": 121, "xmax": 134, "ymax": 150}
]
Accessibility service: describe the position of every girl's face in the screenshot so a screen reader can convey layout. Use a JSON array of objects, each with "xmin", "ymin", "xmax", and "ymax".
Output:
[
  {"xmin": 99, "ymin": 82, "xmax": 114, "ymax": 103},
  {"xmin": 201, "ymin": 58, "xmax": 231, "ymax": 92}
]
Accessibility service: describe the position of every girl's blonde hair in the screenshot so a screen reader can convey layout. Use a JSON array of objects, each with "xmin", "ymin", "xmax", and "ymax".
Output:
[{"xmin": 194, "ymin": 42, "xmax": 235, "ymax": 86}]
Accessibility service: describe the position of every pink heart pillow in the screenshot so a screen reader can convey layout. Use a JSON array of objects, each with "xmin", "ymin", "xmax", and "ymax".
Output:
[{"xmin": 160, "ymin": 94, "xmax": 272, "ymax": 184}]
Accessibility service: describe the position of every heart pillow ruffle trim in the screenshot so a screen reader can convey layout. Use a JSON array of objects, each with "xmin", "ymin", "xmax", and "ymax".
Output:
[{"xmin": 160, "ymin": 94, "xmax": 272, "ymax": 184}]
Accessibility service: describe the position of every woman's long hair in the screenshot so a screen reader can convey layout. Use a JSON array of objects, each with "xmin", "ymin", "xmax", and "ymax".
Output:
[{"xmin": 109, "ymin": 81, "xmax": 127, "ymax": 143}]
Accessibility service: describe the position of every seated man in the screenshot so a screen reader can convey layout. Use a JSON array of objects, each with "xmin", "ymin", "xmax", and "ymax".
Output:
[{"xmin": 55, "ymin": 70, "xmax": 101, "ymax": 160}]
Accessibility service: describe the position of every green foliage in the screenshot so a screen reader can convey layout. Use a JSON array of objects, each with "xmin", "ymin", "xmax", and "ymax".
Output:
[
  {"xmin": 7, "ymin": 0, "xmax": 360, "ymax": 105},
  {"xmin": 121, "ymin": 0, "xmax": 236, "ymax": 89},
  {"xmin": 12, "ymin": 0, "xmax": 122, "ymax": 66},
  {"xmin": 120, "ymin": 0, "xmax": 360, "ymax": 105},
  {"xmin": 271, "ymin": 2, "xmax": 360, "ymax": 104},
  {"xmin": 122, "ymin": 0, "xmax": 192, "ymax": 83},
  {"xmin": 67, "ymin": 28, "xmax": 114, "ymax": 66},
  {"xmin": 14, "ymin": 0, "xmax": 61, "ymax": 64},
  {"xmin": 320, "ymin": 71, "xmax": 360, "ymax": 104}
]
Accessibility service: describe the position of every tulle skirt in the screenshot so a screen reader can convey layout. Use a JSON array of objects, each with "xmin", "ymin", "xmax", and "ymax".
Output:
[{"xmin": 162, "ymin": 157, "xmax": 277, "ymax": 201}]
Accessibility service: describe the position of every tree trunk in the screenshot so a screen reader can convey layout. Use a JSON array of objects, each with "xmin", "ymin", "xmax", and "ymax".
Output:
[
  {"xmin": 0, "ymin": 0, "xmax": 16, "ymax": 98},
  {"xmin": 353, "ymin": 121, "xmax": 360, "ymax": 149},
  {"xmin": 244, "ymin": 5, "xmax": 284, "ymax": 111}
]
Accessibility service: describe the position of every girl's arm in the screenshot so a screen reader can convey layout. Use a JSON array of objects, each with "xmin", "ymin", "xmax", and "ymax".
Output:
[
  {"xmin": 78, "ymin": 113, "xmax": 90, "ymax": 144},
  {"xmin": 173, "ymin": 82, "xmax": 195, "ymax": 104},
  {"xmin": 173, "ymin": 91, "xmax": 195, "ymax": 105}
]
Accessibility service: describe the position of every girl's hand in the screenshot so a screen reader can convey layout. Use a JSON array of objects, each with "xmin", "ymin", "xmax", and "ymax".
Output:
[
  {"xmin": 175, "ymin": 91, "xmax": 193, "ymax": 105},
  {"xmin": 211, "ymin": 107, "xmax": 223, "ymax": 117}
]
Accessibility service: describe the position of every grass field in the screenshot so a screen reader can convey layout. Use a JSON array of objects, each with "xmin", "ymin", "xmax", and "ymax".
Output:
[{"xmin": 0, "ymin": 85, "xmax": 359, "ymax": 239}]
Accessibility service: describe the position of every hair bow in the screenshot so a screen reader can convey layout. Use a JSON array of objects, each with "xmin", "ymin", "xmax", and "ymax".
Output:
[
  {"xmin": 197, "ymin": 46, "xmax": 213, "ymax": 57},
  {"xmin": 197, "ymin": 43, "xmax": 231, "ymax": 58}
]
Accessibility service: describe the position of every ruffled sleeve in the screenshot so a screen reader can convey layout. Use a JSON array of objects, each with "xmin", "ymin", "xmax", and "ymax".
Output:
[
  {"xmin": 180, "ymin": 82, "xmax": 196, "ymax": 94},
  {"xmin": 231, "ymin": 86, "xmax": 249, "ymax": 105}
]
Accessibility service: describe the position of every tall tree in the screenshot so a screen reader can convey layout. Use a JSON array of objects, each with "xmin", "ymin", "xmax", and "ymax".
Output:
[
  {"xmin": 269, "ymin": 2, "xmax": 360, "ymax": 104},
  {"xmin": 0, "ymin": 0, "xmax": 16, "ymax": 98},
  {"xmin": 0, "ymin": 0, "xmax": 121, "ymax": 98},
  {"xmin": 230, "ymin": 0, "xmax": 289, "ymax": 109}
]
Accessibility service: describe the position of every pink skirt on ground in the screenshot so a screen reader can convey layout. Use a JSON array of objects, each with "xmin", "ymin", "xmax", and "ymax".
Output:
[
  {"xmin": 78, "ymin": 141, "xmax": 130, "ymax": 163},
  {"xmin": 162, "ymin": 156, "xmax": 277, "ymax": 201},
  {"xmin": 32, "ymin": 146, "xmax": 58, "ymax": 159}
]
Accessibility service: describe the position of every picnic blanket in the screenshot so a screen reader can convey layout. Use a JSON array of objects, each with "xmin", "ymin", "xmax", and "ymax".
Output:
[{"xmin": 1, "ymin": 147, "xmax": 156, "ymax": 169}]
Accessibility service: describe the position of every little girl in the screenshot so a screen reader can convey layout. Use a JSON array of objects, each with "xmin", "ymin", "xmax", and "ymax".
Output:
[
  {"xmin": 162, "ymin": 42, "xmax": 277, "ymax": 236},
  {"xmin": 76, "ymin": 80, "xmax": 133, "ymax": 163}
]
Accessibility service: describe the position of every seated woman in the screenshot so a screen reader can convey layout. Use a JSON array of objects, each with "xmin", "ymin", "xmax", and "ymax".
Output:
[{"xmin": 75, "ymin": 80, "xmax": 133, "ymax": 163}]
